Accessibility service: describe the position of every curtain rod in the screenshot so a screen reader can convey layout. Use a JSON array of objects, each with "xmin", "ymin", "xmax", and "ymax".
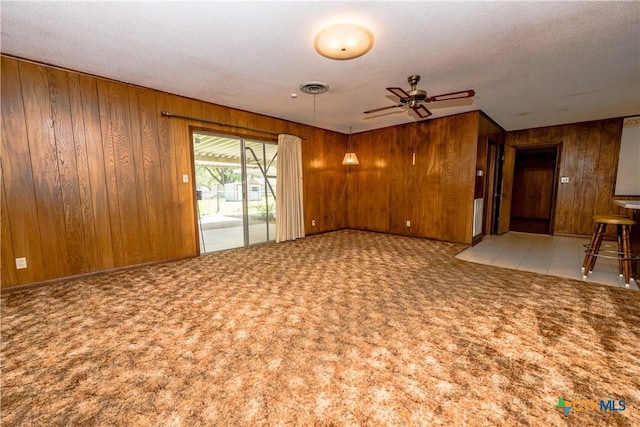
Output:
[{"xmin": 160, "ymin": 111, "xmax": 305, "ymax": 140}]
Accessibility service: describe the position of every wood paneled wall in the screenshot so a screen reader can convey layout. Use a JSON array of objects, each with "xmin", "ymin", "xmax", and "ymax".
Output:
[
  {"xmin": 4, "ymin": 55, "xmax": 626, "ymax": 290},
  {"xmin": 347, "ymin": 111, "xmax": 481, "ymax": 244},
  {"xmin": 505, "ymin": 118, "xmax": 623, "ymax": 236},
  {"xmin": 1, "ymin": 56, "xmax": 347, "ymax": 288},
  {"xmin": 301, "ymin": 126, "xmax": 349, "ymax": 231}
]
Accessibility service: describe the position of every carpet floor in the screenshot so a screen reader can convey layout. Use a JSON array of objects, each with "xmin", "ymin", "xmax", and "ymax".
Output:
[{"xmin": 1, "ymin": 230, "xmax": 639, "ymax": 426}]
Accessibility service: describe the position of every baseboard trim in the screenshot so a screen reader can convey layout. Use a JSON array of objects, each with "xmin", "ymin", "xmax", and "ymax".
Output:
[{"xmin": 1, "ymin": 256, "xmax": 196, "ymax": 295}]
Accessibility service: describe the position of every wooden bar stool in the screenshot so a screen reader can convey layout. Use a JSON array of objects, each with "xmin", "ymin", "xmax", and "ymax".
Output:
[{"xmin": 582, "ymin": 214, "xmax": 638, "ymax": 287}]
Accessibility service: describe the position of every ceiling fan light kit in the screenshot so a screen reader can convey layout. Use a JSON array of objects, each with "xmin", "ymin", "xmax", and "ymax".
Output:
[
  {"xmin": 314, "ymin": 22, "xmax": 374, "ymax": 60},
  {"xmin": 364, "ymin": 75, "xmax": 475, "ymax": 120}
]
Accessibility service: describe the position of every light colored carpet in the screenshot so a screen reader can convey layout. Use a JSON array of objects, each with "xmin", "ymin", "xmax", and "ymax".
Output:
[{"xmin": 2, "ymin": 230, "xmax": 639, "ymax": 426}]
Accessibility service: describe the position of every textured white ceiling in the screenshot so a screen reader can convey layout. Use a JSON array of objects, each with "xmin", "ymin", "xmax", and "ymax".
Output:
[{"xmin": 1, "ymin": 1, "xmax": 639, "ymax": 134}]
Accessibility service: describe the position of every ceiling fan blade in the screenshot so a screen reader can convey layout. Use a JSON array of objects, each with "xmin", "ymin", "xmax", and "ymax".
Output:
[
  {"xmin": 428, "ymin": 89, "xmax": 475, "ymax": 102},
  {"xmin": 363, "ymin": 104, "xmax": 404, "ymax": 114},
  {"xmin": 387, "ymin": 87, "xmax": 410, "ymax": 99},
  {"xmin": 413, "ymin": 104, "xmax": 432, "ymax": 118}
]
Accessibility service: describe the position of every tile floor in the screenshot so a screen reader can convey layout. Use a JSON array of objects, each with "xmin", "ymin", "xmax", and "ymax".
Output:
[{"xmin": 456, "ymin": 232, "xmax": 639, "ymax": 290}]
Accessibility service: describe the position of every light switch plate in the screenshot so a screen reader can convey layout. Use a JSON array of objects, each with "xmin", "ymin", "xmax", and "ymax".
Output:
[{"xmin": 561, "ymin": 176, "xmax": 570, "ymax": 184}]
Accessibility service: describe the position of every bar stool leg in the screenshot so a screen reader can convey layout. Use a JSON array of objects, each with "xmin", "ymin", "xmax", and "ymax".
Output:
[
  {"xmin": 583, "ymin": 222, "xmax": 607, "ymax": 278},
  {"xmin": 621, "ymin": 225, "xmax": 632, "ymax": 287},
  {"xmin": 583, "ymin": 222, "xmax": 603, "ymax": 276},
  {"xmin": 617, "ymin": 224, "xmax": 624, "ymax": 277},
  {"xmin": 582, "ymin": 223, "xmax": 600, "ymax": 279},
  {"xmin": 630, "ymin": 223, "xmax": 638, "ymax": 283}
]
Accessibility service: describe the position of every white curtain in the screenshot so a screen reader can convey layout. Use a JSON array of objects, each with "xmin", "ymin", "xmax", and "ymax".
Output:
[{"xmin": 276, "ymin": 134, "xmax": 305, "ymax": 242}]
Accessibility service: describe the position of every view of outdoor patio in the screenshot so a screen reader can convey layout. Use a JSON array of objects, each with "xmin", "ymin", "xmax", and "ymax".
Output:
[{"xmin": 193, "ymin": 133, "xmax": 277, "ymax": 253}]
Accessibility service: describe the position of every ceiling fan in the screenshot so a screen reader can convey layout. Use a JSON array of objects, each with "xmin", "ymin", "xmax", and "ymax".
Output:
[{"xmin": 364, "ymin": 75, "xmax": 475, "ymax": 119}]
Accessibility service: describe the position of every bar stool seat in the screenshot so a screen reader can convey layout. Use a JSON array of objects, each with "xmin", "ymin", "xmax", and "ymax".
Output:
[{"xmin": 582, "ymin": 214, "xmax": 638, "ymax": 287}]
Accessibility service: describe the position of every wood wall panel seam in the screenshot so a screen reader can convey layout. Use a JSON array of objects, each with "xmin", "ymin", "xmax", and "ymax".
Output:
[
  {"xmin": 1, "ymin": 57, "xmax": 45, "ymax": 285},
  {"xmin": 67, "ymin": 72, "xmax": 100, "ymax": 274},
  {"xmin": 47, "ymin": 67, "xmax": 90, "ymax": 275},
  {"xmin": 20, "ymin": 60, "xmax": 71, "ymax": 279}
]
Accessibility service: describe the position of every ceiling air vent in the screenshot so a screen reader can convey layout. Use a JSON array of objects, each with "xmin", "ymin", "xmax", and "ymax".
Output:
[{"xmin": 299, "ymin": 81, "xmax": 329, "ymax": 95}]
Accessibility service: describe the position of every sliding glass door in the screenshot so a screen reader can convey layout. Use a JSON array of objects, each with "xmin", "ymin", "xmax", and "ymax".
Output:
[
  {"xmin": 245, "ymin": 140, "xmax": 277, "ymax": 246},
  {"xmin": 193, "ymin": 131, "xmax": 277, "ymax": 253}
]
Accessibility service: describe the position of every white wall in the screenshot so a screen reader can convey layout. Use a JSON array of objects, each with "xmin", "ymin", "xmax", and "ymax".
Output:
[{"xmin": 615, "ymin": 117, "xmax": 640, "ymax": 196}]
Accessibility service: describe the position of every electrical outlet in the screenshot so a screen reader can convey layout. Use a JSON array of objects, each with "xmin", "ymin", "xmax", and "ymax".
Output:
[
  {"xmin": 311, "ymin": 219, "xmax": 316, "ymax": 227},
  {"xmin": 560, "ymin": 176, "xmax": 570, "ymax": 184},
  {"xmin": 15, "ymin": 257, "xmax": 27, "ymax": 269},
  {"xmin": 406, "ymin": 220, "xmax": 411, "ymax": 227}
]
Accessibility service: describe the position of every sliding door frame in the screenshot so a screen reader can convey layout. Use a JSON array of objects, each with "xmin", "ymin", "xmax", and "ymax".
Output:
[{"xmin": 190, "ymin": 126, "xmax": 277, "ymax": 254}]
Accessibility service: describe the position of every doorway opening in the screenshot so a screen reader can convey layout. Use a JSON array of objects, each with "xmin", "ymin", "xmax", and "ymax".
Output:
[
  {"xmin": 509, "ymin": 145, "xmax": 560, "ymax": 235},
  {"xmin": 192, "ymin": 131, "xmax": 277, "ymax": 253}
]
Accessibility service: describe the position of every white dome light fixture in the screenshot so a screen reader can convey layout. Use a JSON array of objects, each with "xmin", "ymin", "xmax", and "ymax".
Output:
[{"xmin": 314, "ymin": 23, "xmax": 374, "ymax": 60}]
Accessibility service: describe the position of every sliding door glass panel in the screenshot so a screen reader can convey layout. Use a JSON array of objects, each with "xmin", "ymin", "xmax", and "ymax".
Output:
[
  {"xmin": 245, "ymin": 140, "xmax": 277, "ymax": 245},
  {"xmin": 193, "ymin": 133, "xmax": 244, "ymax": 252},
  {"xmin": 193, "ymin": 132, "xmax": 276, "ymax": 253}
]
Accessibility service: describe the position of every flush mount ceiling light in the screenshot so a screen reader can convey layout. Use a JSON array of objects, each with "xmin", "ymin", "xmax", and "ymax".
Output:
[{"xmin": 314, "ymin": 23, "xmax": 374, "ymax": 60}]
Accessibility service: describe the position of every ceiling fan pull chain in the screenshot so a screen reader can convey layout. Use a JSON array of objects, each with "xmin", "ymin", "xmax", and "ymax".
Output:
[{"xmin": 313, "ymin": 94, "xmax": 316, "ymax": 119}]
